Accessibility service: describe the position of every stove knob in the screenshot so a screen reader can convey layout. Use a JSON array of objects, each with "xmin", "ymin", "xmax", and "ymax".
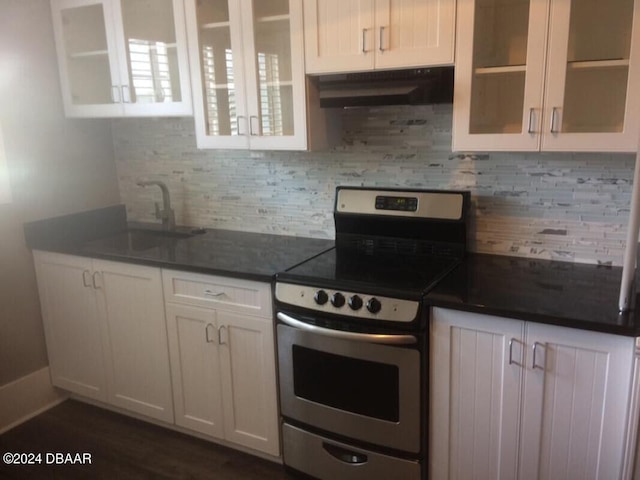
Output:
[
  {"xmin": 314, "ymin": 290, "xmax": 329, "ymax": 305},
  {"xmin": 366, "ymin": 297, "xmax": 382, "ymax": 314},
  {"xmin": 348, "ymin": 295, "xmax": 363, "ymax": 310},
  {"xmin": 331, "ymin": 292, "xmax": 346, "ymax": 308}
]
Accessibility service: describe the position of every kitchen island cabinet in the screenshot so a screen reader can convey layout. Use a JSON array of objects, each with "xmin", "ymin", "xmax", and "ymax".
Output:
[{"xmin": 430, "ymin": 307, "xmax": 637, "ymax": 480}]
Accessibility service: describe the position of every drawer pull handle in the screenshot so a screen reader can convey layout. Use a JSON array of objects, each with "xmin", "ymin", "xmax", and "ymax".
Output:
[
  {"xmin": 508, "ymin": 338, "xmax": 521, "ymax": 366},
  {"xmin": 82, "ymin": 270, "xmax": 92, "ymax": 288},
  {"xmin": 92, "ymin": 272, "xmax": 101, "ymax": 290},
  {"xmin": 532, "ymin": 341, "xmax": 545, "ymax": 370},
  {"xmin": 205, "ymin": 323, "xmax": 216, "ymax": 344},
  {"xmin": 550, "ymin": 107, "xmax": 560, "ymax": 134},
  {"xmin": 218, "ymin": 325, "xmax": 227, "ymax": 345},
  {"xmin": 204, "ymin": 289, "xmax": 225, "ymax": 298},
  {"xmin": 527, "ymin": 108, "xmax": 535, "ymax": 134},
  {"xmin": 322, "ymin": 442, "xmax": 368, "ymax": 465}
]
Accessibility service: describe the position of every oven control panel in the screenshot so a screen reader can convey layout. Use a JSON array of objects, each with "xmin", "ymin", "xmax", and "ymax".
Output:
[{"xmin": 275, "ymin": 282, "xmax": 419, "ymax": 323}]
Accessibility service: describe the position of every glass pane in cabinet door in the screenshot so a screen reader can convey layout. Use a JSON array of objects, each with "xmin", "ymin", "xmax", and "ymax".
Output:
[
  {"xmin": 196, "ymin": 0, "xmax": 239, "ymax": 136},
  {"xmin": 60, "ymin": 5, "xmax": 114, "ymax": 105},
  {"xmin": 121, "ymin": 0, "xmax": 182, "ymax": 104},
  {"xmin": 469, "ymin": 0, "xmax": 530, "ymax": 134},
  {"xmin": 561, "ymin": 0, "xmax": 634, "ymax": 133},
  {"xmin": 251, "ymin": 0, "xmax": 294, "ymax": 137}
]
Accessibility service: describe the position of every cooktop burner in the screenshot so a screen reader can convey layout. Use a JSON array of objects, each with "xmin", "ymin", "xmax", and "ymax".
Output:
[{"xmin": 281, "ymin": 247, "xmax": 460, "ymax": 300}]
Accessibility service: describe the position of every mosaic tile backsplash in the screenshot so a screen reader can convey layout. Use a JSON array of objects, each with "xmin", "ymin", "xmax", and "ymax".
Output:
[{"xmin": 112, "ymin": 105, "xmax": 635, "ymax": 266}]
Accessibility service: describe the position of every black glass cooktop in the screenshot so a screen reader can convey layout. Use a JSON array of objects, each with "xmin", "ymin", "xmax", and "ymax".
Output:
[{"xmin": 279, "ymin": 247, "xmax": 461, "ymax": 300}]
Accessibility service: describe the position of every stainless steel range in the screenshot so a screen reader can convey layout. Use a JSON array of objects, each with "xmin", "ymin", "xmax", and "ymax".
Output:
[{"xmin": 274, "ymin": 186, "xmax": 469, "ymax": 480}]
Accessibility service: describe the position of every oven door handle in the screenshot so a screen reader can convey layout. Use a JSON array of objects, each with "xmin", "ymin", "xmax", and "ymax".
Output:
[{"xmin": 277, "ymin": 312, "xmax": 417, "ymax": 345}]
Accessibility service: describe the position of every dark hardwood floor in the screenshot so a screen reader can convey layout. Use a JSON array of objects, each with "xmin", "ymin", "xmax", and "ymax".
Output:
[{"xmin": 0, "ymin": 400, "xmax": 291, "ymax": 479}]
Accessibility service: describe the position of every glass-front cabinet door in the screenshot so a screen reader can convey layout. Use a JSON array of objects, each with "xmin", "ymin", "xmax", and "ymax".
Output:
[
  {"xmin": 453, "ymin": 0, "xmax": 640, "ymax": 152},
  {"xmin": 113, "ymin": 0, "xmax": 192, "ymax": 116},
  {"xmin": 186, "ymin": 0, "xmax": 249, "ymax": 148},
  {"xmin": 240, "ymin": 0, "xmax": 306, "ymax": 150},
  {"xmin": 51, "ymin": 0, "xmax": 192, "ymax": 117},
  {"xmin": 186, "ymin": 0, "xmax": 307, "ymax": 150},
  {"xmin": 453, "ymin": 0, "xmax": 549, "ymax": 151},
  {"xmin": 52, "ymin": 0, "xmax": 124, "ymax": 117},
  {"xmin": 542, "ymin": 0, "xmax": 640, "ymax": 151}
]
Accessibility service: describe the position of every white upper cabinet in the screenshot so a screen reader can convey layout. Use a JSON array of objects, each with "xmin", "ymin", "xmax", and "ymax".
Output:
[
  {"xmin": 186, "ymin": 0, "xmax": 308, "ymax": 150},
  {"xmin": 453, "ymin": 0, "xmax": 640, "ymax": 152},
  {"xmin": 51, "ymin": 0, "xmax": 193, "ymax": 117},
  {"xmin": 304, "ymin": 0, "xmax": 456, "ymax": 74}
]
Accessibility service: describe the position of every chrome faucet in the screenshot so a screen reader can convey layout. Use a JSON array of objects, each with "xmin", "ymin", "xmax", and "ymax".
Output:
[{"xmin": 136, "ymin": 180, "xmax": 176, "ymax": 231}]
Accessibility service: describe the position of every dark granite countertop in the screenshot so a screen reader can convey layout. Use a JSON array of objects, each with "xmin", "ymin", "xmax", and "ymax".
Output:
[
  {"xmin": 24, "ymin": 205, "xmax": 333, "ymax": 283},
  {"xmin": 424, "ymin": 253, "xmax": 640, "ymax": 336},
  {"xmin": 24, "ymin": 205, "xmax": 640, "ymax": 335}
]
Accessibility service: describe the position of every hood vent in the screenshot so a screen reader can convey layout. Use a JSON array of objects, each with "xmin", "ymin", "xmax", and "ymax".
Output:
[{"xmin": 316, "ymin": 67, "xmax": 454, "ymax": 108}]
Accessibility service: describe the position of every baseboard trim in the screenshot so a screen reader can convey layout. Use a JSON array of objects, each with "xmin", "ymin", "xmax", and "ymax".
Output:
[{"xmin": 0, "ymin": 367, "xmax": 67, "ymax": 435}]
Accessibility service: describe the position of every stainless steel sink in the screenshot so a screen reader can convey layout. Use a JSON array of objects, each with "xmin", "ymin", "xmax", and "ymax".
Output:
[{"xmin": 83, "ymin": 228, "xmax": 205, "ymax": 253}]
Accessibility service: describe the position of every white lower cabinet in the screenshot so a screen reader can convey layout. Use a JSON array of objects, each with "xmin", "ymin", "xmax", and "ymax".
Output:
[
  {"xmin": 163, "ymin": 270, "xmax": 279, "ymax": 457},
  {"xmin": 93, "ymin": 259, "xmax": 174, "ymax": 423},
  {"xmin": 34, "ymin": 251, "xmax": 173, "ymax": 422},
  {"xmin": 430, "ymin": 307, "xmax": 636, "ymax": 480},
  {"xmin": 34, "ymin": 252, "xmax": 108, "ymax": 402},
  {"xmin": 35, "ymin": 252, "xmax": 279, "ymax": 457}
]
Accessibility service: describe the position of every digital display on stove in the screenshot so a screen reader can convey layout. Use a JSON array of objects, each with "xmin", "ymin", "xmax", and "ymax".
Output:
[{"xmin": 375, "ymin": 195, "xmax": 418, "ymax": 212}]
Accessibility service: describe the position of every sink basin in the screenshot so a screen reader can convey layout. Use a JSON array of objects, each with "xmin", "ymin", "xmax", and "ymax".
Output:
[{"xmin": 84, "ymin": 229, "xmax": 195, "ymax": 253}]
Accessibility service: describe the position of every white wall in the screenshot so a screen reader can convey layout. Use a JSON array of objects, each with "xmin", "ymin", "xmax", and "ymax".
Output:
[{"xmin": 0, "ymin": 0, "xmax": 120, "ymax": 386}]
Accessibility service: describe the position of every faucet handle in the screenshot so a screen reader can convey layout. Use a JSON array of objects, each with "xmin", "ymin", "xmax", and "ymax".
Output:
[{"xmin": 154, "ymin": 202, "xmax": 163, "ymax": 220}]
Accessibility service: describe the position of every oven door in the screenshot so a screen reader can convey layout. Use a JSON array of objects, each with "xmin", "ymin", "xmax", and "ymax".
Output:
[{"xmin": 276, "ymin": 312, "xmax": 422, "ymax": 453}]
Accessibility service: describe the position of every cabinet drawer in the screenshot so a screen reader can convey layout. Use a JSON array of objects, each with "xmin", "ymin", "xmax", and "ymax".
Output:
[{"xmin": 162, "ymin": 270, "xmax": 272, "ymax": 315}]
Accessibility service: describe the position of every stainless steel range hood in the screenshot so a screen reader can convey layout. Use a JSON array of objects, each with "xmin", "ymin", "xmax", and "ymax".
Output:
[{"xmin": 315, "ymin": 67, "xmax": 454, "ymax": 108}]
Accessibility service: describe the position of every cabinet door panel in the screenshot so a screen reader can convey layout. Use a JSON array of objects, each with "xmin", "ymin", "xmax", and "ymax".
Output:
[
  {"xmin": 303, "ymin": 0, "xmax": 375, "ymax": 73},
  {"xmin": 166, "ymin": 304, "xmax": 224, "ymax": 438},
  {"xmin": 218, "ymin": 311, "xmax": 279, "ymax": 456},
  {"xmin": 374, "ymin": 0, "xmax": 455, "ymax": 69},
  {"xmin": 520, "ymin": 323, "xmax": 634, "ymax": 480},
  {"xmin": 95, "ymin": 260, "xmax": 174, "ymax": 423},
  {"xmin": 34, "ymin": 252, "xmax": 106, "ymax": 401},
  {"xmin": 186, "ymin": 0, "xmax": 249, "ymax": 148},
  {"xmin": 113, "ymin": 0, "xmax": 193, "ymax": 116},
  {"xmin": 241, "ymin": 0, "xmax": 308, "ymax": 150},
  {"xmin": 51, "ymin": 0, "xmax": 124, "ymax": 117},
  {"xmin": 452, "ymin": 0, "xmax": 548, "ymax": 151},
  {"xmin": 430, "ymin": 308, "xmax": 524, "ymax": 480},
  {"xmin": 542, "ymin": 0, "xmax": 640, "ymax": 151}
]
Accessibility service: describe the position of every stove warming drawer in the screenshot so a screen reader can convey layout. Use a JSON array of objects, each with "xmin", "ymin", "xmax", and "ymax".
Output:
[{"xmin": 283, "ymin": 423, "xmax": 421, "ymax": 480}]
